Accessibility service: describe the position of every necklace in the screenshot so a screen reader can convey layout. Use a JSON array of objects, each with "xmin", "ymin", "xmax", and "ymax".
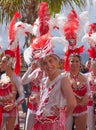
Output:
[{"xmin": 70, "ymin": 72, "xmax": 80, "ymax": 90}]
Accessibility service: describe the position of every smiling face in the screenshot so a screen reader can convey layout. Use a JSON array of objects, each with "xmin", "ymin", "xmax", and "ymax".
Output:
[
  {"xmin": 69, "ymin": 54, "xmax": 81, "ymax": 72},
  {"xmin": 40, "ymin": 54, "xmax": 60, "ymax": 77},
  {"xmin": 0, "ymin": 56, "xmax": 12, "ymax": 72}
]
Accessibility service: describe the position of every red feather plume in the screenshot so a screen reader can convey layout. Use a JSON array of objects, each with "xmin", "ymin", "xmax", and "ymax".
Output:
[
  {"xmin": 8, "ymin": 12, "xmax": 20, "ymax": 41},
  {"xmin": 88, "ymin": 23, "xmax": 96, "ymax": 36},
  {"xmin": 38, "ymin": 2, "xmax": 50, "ymax": 36},
  {"xmin": 64, "ymin": 10, "xmax": 79, "ymax": 48},
  {"xmin": 88, "ymin": 47, "xmax": 96, "ymax": 59}
]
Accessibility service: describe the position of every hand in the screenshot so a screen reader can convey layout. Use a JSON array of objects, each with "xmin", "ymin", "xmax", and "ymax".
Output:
[
  {"xmin": 31, "ymin": 63, "xmax": 37, "ymax": 70},
  {"xmin": 76, "ymin": 95, "xmax": 88, "ymax": 105},
  {"xmin": 3, "ymin": 103, "xmax": 15, "ymax": 111},
  {"xmin": 51, "ymin": 105, "xmax": 60, "ymax": 117}
]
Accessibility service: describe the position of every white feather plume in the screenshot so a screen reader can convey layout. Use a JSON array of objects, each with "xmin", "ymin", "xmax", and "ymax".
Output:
[
  {"xmin": 78, "ymin": 11, "xmax": 89, "ymax": 39},
  {"xmin": 15, "ymin": 21, "xmax": 33, "ymax": 39},
  {"xmin": 82, "ymin": 33, "xmax": 96, "ymax": 48},
  {"xmin": 54, "ymin": 14, "xmax": 67, "ymax": 36},
  {"xmin": 51, "ymin": 36, "xmax": 68, "ymax": 52},
  {"xmin": 8, "ymin": 21, "xmax": 33, "ymax": 50},
  {"xmin": 23, "ymin": 46, "xmax": 33, "ymax": 66},
  {"xmin": 32, "ymin": 18, "xmax": 40, "ymax": 36}
]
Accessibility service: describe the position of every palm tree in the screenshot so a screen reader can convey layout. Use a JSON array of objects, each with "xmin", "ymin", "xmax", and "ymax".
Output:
[
  {"xmin": 0, "ymin": 0, "xmax": 87, "ymax": 23},
  {"xmin": 0, "ymin": 0, "xmax": 87, "ymax": 47}
]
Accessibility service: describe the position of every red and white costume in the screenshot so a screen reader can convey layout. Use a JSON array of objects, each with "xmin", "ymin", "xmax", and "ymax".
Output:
[
  {"xmin": 23, "ymin": 31, "xmax": 67, "ymax": 129},
  {"xmin": 62, "ymin": 9, "xmax": 89, "ymax": 130},
  {"xmin": 0, "ymin": 73, "xmax": 24, "ymax": 130},
  {"xmin": 22, "ymin": 67, "xmax": 44, "ymax": 130},
  {"xmin": 32, "ymin": 73, "xmax": 66, "ymax": 130},
  {"xmin": 82, "ymin": 23, "xmax": 96, "ymax": 130},
  {"xmin": 65, "ymin": 72, "xmax": 90, "ymax": 130},
  {"xmin": 65, "ymin": 72, "xmax": 90, "ymax": 116},
  {"xmin": 0, "ymin": 48, "xmax": 24, "ymax": 130}
]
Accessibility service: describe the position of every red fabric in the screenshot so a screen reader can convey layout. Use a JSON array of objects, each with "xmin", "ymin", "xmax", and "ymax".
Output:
[
  {"xmin": 28, "ymin": 102, "xmax": 38, "ymax": 111},
  {"xmin": 73, "ymin": 105, "xmax": 87, "ymax": 114},
  {"xmin": 33, "ymin": 117, "xmax": 65, "ymax": 130},
  {"xmin": 0, "ymin": 83, "xmax": 12, "ymax": 96},
  {"xmin": 88, "ymin": 99, "xmax": 93, "ymax": 106},
  {"xmin": 72, "ymin": 84, "xmax": 87, "ymax": 97},
  {"xmin": 31, "ymin": 85, "xmax": 40, "ymax": 92}
]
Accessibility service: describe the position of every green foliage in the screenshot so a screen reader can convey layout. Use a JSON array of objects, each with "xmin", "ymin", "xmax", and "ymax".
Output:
[
  {"xmin": 0, "ymin": 0, "xmax": 87, "ymax": 24},
  {"xmin": 0, "ymin": 0, "xmax": 87, "ymax": 48}
]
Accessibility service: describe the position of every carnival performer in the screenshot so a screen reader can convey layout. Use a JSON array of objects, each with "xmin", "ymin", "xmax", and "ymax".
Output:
[
  {"xmin": 21, "ymin": 2, "xmax": 50, "ymax": 130},
  {"xmin": 24, "ymin": 33, "xmax": 77, "ymax": 130},
  {"xmin": 64, "ymin": 50, "xmax": 90, "ymax": 130},
  {"xmin": 22, "ymin": 49, "xmax": 60, "ymax": 130},
  {"xmin": 22, "ymin": 62, "xmax": 44, "ymax": 130},
  {"xmin": 0, "ymin": 49, "xmax": 24, "ymax": 130},
  {"xmin": 61, "ymin": 10, "xmax": 90, "ymax": 130},
  {"xmin": 82, "ymin": 23, "xmax": 96, "ymax": 130}
]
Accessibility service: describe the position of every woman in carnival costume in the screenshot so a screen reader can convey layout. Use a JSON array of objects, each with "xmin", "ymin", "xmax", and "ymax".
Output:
[
  {"xmin": 0, "ymin": 49, "xmax": 24, "ymax": 130},
  {"xmin": 82, "ymin": 23, "xmax": 96, "ymax": 130},
  {"xmin": 62, "ymin": 10, "xmax": 90, "ymax": 130},
  {"xmin": 5, "ymin": 9, "xmax": 34, "ymax": 130},
  {"xmin": 24, "ymin": 32, "xmax": 77, "ymax": 130},
  {"xmin": 23, "ymin": 32, "xmax": 63, "ymax": 130},
  {"xmin": 22, "ymin": 2, "xmax": 52, "ymax": 130}
]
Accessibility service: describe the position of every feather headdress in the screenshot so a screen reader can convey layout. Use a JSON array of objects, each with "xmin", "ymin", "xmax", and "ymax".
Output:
[
  {"xmin": 24, "ymin": 33, "xmax": 68, "ymax": 66},
  {"xmin": 82, "ymin": 23, "xmax": 96, "ymax": 59},
  {"xmin": 8, "ymin": 11, "xmax": 34, "ymax": 75},
  {"xmin": 63, "ymin": 10, "xmax": 87, "ymax": 71}
]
